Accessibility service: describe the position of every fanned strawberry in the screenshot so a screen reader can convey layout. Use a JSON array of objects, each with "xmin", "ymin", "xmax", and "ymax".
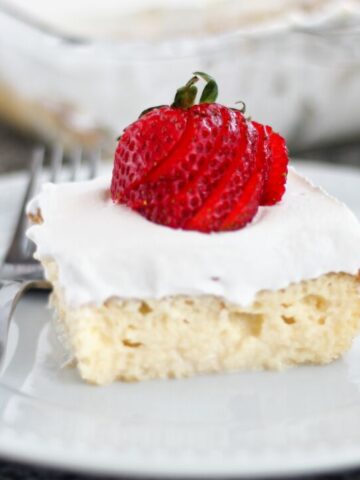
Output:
[{"xmin": 111, "ymin": 72, "xmax": 289, "ymax": 233}]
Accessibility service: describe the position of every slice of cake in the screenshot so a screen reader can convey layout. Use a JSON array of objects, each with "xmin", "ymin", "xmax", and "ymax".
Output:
[
  {"xmin": 27, "ymin": 73, "xmax": 360, "ymax": 385},
  {"xmin": 27, "ymin": 169, "xmax": 360, "ymax": 384}
]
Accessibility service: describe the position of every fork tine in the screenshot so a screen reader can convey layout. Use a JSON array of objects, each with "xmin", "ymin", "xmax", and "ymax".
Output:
[
  {"xmin": 4, "ymin": 147, "xmax": 44, "ymax": 263},
  {"xmin": 70, "ymin": 146, "xmax": 82, "ymax": 182},
  {"xmin": 88, "ymin": 147, "xmax": 101, "ymax": 179},
  {"xmin": 50, "ymin": 144, "xmax": 63, "ymax": 183}
]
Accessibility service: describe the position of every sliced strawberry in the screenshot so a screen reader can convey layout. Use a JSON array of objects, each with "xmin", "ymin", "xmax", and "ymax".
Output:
[
  {"xmin": 111, "ymin": 106, "xmax": 187, "ymax": 202},
  {"xmin": 177, "ymin": 109, "xmax": 246, "ymax": 209},
  {"xmin": 125, "ymin": 103, "xmax": 225, "ymax": 212},
  {"xmin": 220, "ymin": 170, "xmax": 264, "ymax": 231},
  {"xmin": 260, "ymin": 130, "xmax": 288, "ymax": 206},
  {"xmin": 139, "ymin": 107, "xmax": 245, "ymax": 228},
  {"xmin": 217, "ymin": 122, "xmax": 271, "ymax": 231},
  {"xmin": 251, "ymin": 121, "xmax": 272, "ymax": 181},
  {"xmin": 111, "ymin": 72, "xmax": 289, "ymax": 233},
  {"xmin": 186, "ymin": 120, "xmax": 258, "ymax": 232},
  {"xmin": 145, "ymin": 103, "xmax": 224, "ymax": 183},
  {"xmin": 127, "ymin": 103, "xmax": 227, "ymax": 223}
]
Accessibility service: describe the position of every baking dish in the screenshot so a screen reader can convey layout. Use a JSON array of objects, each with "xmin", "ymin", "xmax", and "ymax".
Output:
[{"xmin": 0, "ymin": 0, "xmax": 359, "ymax": 152}]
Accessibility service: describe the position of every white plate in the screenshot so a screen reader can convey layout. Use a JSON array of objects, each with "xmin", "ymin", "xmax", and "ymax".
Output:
[{"xmin": 0, "ymin": 160, "xmax": 360, "ymax": 478}]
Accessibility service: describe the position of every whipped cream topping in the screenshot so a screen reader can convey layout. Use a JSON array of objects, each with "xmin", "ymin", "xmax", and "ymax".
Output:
[{"xmin": 27, "ymin": 168, "xmax": 360, "ymax": 308}]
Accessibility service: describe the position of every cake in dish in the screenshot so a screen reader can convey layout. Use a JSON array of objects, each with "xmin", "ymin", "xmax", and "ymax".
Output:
[{"xmin": 27, "ymin": 73, "xmax": 360, "ymax": 385}]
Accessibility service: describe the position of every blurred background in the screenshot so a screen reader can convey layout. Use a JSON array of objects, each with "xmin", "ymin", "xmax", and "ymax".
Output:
[{"xmin": 0, "ymin": 0, "xmax": 359, "ymax": 172}]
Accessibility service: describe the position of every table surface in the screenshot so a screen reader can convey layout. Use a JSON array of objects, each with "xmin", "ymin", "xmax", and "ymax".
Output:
[{"xmin": 0, "ymin": 122, "xmax": 360, "ymax": 480}]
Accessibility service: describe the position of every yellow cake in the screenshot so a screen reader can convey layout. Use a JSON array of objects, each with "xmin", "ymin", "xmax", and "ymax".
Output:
[{"xmin": 27, "ymin": 168, "xmax": 360, "ymax": 384}]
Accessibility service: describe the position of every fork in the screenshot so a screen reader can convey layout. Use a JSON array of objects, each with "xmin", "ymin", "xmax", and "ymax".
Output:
[{"xmin": 0, "ymin": 145, "xmax": 100, "ymax": 364}]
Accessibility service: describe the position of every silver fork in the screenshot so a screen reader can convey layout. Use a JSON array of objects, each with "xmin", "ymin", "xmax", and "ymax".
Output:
[{"xmin": 0, "ymin": 145, "xmax": 100, "ymax": 364}]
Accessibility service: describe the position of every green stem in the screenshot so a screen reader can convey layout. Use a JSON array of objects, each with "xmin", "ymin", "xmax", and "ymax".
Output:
[
  {"xmin": 171, "ymin": 76, "xmax": 199, "ymax": 109},
  {"xmin": 193, "ymin": 72, "xmax": 219, "ymax": 104},
  {"xmin": 235, "ymin": 100, "xmax": 246, "ymax": 113},
  {"xmin": 171, "ymin": 72, "xmax": 219, "ymax": 109}
]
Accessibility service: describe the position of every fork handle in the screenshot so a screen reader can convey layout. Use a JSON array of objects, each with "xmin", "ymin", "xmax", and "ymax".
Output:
[{"xmin": 0, "ymin": 280, "xmax": 28, "ymax": 362}]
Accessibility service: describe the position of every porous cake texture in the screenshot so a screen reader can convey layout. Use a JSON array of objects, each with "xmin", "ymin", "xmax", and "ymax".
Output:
[{"xmin": 44, "ymin": 260, "xmax": 360, "ymax": 385}]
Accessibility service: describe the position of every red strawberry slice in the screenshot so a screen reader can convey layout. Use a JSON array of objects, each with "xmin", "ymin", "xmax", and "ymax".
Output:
[
  {"xmin": 251, "ymin": 121, "xmax": 271, "ymax": 181},
  {"xmin": 177, "ymin": 109, "xmax": 246, "ymax": 208},
  {"xmin": 260, "ymin": 130, "xmax": 288, "ymax": 206},
  {"xmin": 145, "ymin": 103, "xmax": 224, "ymax": 184},
  {"xmin": 220, "ymin": 170, "xmax": 264, "ymax": 231},
  {"xmin": 111, "ymin": 106, "xmax": 187, "ymax": 202},
  {"xmin": 218, "ymin": 122, "xmax": 271, "ymax": 231},
  {"xmin": 186, "ymin": 120, "xmax": 258, "ymax": 232}
]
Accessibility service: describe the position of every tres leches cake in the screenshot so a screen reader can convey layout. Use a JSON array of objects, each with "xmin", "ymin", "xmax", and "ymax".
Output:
[{"xmin": 27, "ymin": 73, "xmax": 360, "ymax": 385}]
